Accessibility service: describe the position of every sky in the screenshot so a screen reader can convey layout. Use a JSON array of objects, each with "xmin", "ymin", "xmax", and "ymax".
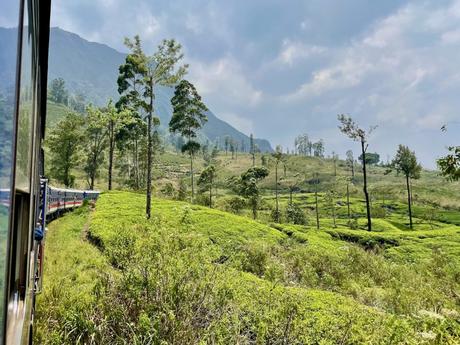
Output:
[{"xmin": 5, "ymin": 0, "xmax": 460, "ymax": 168}]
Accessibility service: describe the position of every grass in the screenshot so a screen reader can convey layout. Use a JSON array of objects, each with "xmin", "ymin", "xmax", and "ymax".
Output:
[
  {"xmin": 34, "ymin": 205, "xmax": 113, "ymax": 344},
  {"xmin": 36, "ymin": 191, "xmax": 460, "ymax": 344}
]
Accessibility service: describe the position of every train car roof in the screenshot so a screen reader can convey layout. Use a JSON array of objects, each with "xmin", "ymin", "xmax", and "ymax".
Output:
[{"xmin": 48, "ymin": 186, "xmax": 100, "ymax": 194}]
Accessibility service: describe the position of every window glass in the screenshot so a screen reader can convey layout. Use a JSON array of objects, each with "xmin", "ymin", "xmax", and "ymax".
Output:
[
  {"xmin": 15, "ymin": 2, "xmax": 34, "ymax": 193},
  {"xmin": 0, "ymin": 0, "xmax": 21, "ymax": 340}
]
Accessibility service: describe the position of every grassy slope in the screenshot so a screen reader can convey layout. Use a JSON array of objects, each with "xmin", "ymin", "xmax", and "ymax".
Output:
[
  {"xmin": 37, "ymin": 191, "xmax": 455, "ymax": 343},
  {"xmin": 36, "ymin": 192, "xmax": 440, "ymax": 344},
  {"xmin": 34, "ymin": 206, "xmax": 112, "ymax": 344}
]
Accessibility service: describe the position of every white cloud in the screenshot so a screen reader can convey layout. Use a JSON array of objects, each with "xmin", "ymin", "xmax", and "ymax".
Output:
[
  {"xmin": 282, "ymin": 54, "xmax": 372, "ymax": 101},
  {"xmin": 277, "ymin": 39, "xmax": 325, "ymax": 66},
  {"xmin": 189, "ymin": 56, "xmax": 263, "ymax": 107}
]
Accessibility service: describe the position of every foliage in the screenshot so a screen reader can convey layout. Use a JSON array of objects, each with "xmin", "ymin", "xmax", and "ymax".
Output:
[
  {"xmin": 36, "ymin": 192, "xmax": 460, "ymax": 344},
  {"xmin": 46, "ymin": 111, "xmax": 85, "ymax": 187},
  {"xmin": 198, "ymin": 165, "xmax": 216, "ymax": 207},
  {"xmin": 285, "ymin": 202, "xmax": 307, "ymax": 225},
  {"xmin": 338, "ymin": 114, "xmax": 376, "ymax": 232},
  {"xmin": 48, "ymin": 77, "xmax": 69, "ymax": 105},
  {"xmin": 223, "ymin": 196, "xmax": 247, "ymax": 214},
  {"xmin": 160, "ymin": 182, "xmax": 175, "ymax": 198},
  {"xmin": 392, "ymin": 145, "xmax": 422, "ymax": 179},
  {"xmin": 437, "ymin": 146, "xmax": 460, "ymax": 181},
  {"xmin": 170, "ymin": 79, "xmax": 208, "ymax": 201},
  {"xmin": 83, "ymin": 105, "xmax": 108, "ymax": 190},
  {"xmin": 237, "ymin": 167, "xmax": 269, "ymax": 219},
  {"xmin": 359, "ymin": 152, "xmax": 380, "ymax": 165},
  {"xmin": 391, "ymin": 145, "xmax": 422, "ymax": 229}
]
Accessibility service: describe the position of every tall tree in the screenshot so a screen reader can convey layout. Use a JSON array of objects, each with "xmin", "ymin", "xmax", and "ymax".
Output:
[
  {"xmin": 120, "ymin": 36, "xmax": 187, "ymax": 218},
  {"xmin": 117, "ymin": 36, "xmax": 148, "ymax": 190},
  {"xmin": 332, "ymin": 151, "xmax": 338, "ymax": 176},
  {"xmin": 48, "ymin": 77, "xmax": 68, "ymax": 105},
  {"xmin": 338, "ymin": 114, "xmax": 376, "ymax": 231},
  {"xmin": 170, "ymin": 79, "xmax": 208, "ymax": 202},
  {"xmin": 359, "ymin": 152, "xmax": 380, "ymax": 165},
  {"xmin": 224, "ymin": 136, "xmax": 231, "ymax": 155},
  {"xmin": 438, "ymin": 146, "xmax": 460, "ymax": 181},
  {"xmin": 237, "ymin": 167, "xmax": 269, "ymax": 219},
  {"xmin": 271, "ymin": 145, "xmax": 283, "ymax": 222},
  {"xmin": 325, "ymin": 186, "xmax": 338, "ymax": 228},
  {"xmin": 250, "ymin": 133, "xmax": 256, "ymax": 166},
  {"xmin": 198, "ymin": 165, "xmax": 216, "ymax": 207},
  {"xmin": 105, "ymin": 101, "xmax": 134, "ymax": 190},
  {"xmin": 84, "ymin": 105, "xmax": 108, "ymax": 190},
  {"xmin": 346, "ymin": 150, "xmax": 355, "ymax": 179},
  {"xmin": 391, "ymin": 145, "xmax": 422, "ymax": 229},
  {"xmin": 312, "ymin": 173, "xmax": 320, "ymax": 230},
  {"xmin": 47, "ymin": 112, "xmax": 84, "ymax": 187},
  {"xmin": 312, "ymin": 140, "xmax": 325, "ymax": 157}
]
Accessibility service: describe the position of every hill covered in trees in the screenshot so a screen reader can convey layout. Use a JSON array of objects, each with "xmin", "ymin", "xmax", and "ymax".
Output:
[{"xmin": 0, "ymin": 27, "xmax": 272, "ymax": 152}]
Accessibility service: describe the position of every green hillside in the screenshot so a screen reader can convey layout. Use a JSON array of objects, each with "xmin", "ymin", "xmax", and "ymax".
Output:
[{"xmin": 35, "ymin": 190, "xmax": 460, "ymax": 344}]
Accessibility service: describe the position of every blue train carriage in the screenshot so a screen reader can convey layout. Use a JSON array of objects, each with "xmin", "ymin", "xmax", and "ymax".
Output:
[
  {"xmin": 46, "ymin": 185, "xmax": 99, "ymax": 217},
  {"xmin": 34, "ymin": 181, "xmax": 99, "ymax": 295}
]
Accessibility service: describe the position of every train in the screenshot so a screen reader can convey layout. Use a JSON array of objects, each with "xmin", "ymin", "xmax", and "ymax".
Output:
[{"xmin": 0, "ymin": 0, "xmax": 101, "ymax": 343}]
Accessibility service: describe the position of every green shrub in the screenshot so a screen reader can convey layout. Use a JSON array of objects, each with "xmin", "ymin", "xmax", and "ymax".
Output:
[
  {"xmin": 285, "ymin": 203, "xmax": 307, "ymax": 225},
  {"xmin": 223, "ymin": 196, "xmax": 246, "ymax": 214}
]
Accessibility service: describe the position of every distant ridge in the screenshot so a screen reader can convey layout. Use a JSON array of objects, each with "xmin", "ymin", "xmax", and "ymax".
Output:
[{"xmin": 0, "ymin": 27, "xmax": 272, "ymax": 152}]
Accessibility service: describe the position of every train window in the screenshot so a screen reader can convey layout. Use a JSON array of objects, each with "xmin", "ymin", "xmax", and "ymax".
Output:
[
  {"xmin": 0, "ymin": 0, "xmax": 21, "ymax": 340},
  {"xmin": 15, "ymin": 0, "xmax": 35, "ymax": 194}
]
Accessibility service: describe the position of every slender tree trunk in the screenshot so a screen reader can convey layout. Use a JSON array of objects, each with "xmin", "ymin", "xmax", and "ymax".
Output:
[
  {"xmin": 332, "ymin": 198, "xmax": 336, "ymax": 228},
  {"xmin": 351, "ymin": 161, "xmax": 355, "ymax": 179},
  {"xmin": 406, "ymin": 175, "xmax": 413, "ymax": 229},
  {"xmin": 315, "ymin": 181, "xmax": 320, "ymax": 230},
  {"xmin": 190, "ymin": 153, "xmax": 194, "ymax": 202},
  {"xmin": 146, "ymin": 77, "xmax": 153, "ymax": 219},
  {"xmin": 347, "ymin": 183, "xmax": 351, "ymax": 220},
  {"xmin": 134, "ymin": 138, "xmax": 139, "ymax": 189},
  {"xmin": 361, "ymin": 140, "xmax": 372, "ymax": 231},
  {"xmin": 209, "ymin": 174, "xmax": 213, "ymax": 208},
  {"xmin": 108, "ymin": 120, "xmax": 114, "ymax": 190},
  {"xmin": 275, "ymin": 162, "xmax": 279, "ymax": 222},
  {"xmin": 289, "ymin": 188, "xmax": 293, "ymax": 204}
]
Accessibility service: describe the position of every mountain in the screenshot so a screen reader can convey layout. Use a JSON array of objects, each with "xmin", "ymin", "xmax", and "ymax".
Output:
[{"xmin": 0, "ymin": 27, "xmax": 272, "ymax": 152}]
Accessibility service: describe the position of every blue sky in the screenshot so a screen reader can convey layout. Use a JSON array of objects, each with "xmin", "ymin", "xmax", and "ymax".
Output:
[{"xmin": 6, "ymin": 0, "xmax": 460, "ymax": 168}]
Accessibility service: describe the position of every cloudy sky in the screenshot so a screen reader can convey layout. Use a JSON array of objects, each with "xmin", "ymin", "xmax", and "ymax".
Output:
[{"xmin": 20, "ymin": 1, "xmax": 460, "ymax": 167}]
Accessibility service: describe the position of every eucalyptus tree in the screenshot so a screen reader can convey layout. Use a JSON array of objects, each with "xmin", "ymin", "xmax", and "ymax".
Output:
[
  {"xmin": 346, "ymin": 150, "xmax": 355, "ymax": 179},
  {"xmin": 170, "ymin": 79, "xmax": 208, "ymax": 202},
  {"xmin": 84, "ymin": 105, "xmax": 108, "ymax": 190},
  {"xmin": 117, "ymin": 36, "xmax": 146, "ymax": 189},
  {"xmin": 338, "ymin": 115, "xmax": 376, "ymax": 231},
  {"xmin": 271, "ymin": 145, "xmax": 284, "ymax": 222},
  {"xmin": 250, "ymin": 134, "xmax": 256, "ymax": 166},
  {"xmin": 119, "ymin": 36, "xmax": 188, "ymax": 218},
  {"xmin": 391, "ymin": 145, "xmax": 422, "ymax": 229},
  {"xmin": 237, "ymin": 166, "xmax": 269, "ymax": 219},
  {"xmin": 49, "ymin": 77, "xmax": 68, "ymax": 105},
  {"xmin": 438, "ymin": 146, "xmax": 460, "ymax": 181},
  {"xmin": 332, "ymin": 151, "xmax": 338, "ymax": 176},
  {"xmin": 105, "ymin": 101, "xmax": 133, "ymax": 190},
  {"xmin": 311, "ymin": 173, "xmax": 321, "ymax": 230},
  {"xmin": 198, "ymin": 165, "xmax": 216, "ymax": 207},
  {"xmin": 325, "ymin": 185, "xmax": 338, "ymax": 228},
  {"xmin": 312, "ymin": 140, "xmax": 325, "ymax": 157},
  {"xmin": 47, "ymin": 111, "xmax": 84, "ymax": 188}
]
